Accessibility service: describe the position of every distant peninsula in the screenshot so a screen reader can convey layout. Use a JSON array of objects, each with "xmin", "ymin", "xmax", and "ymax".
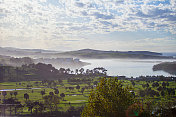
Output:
[
  {"xmin": 153, "ymin": 61, "xmax": 176, "ymax": 75},
  {"xmin": 59, "ymin": 49, "xmax": 174, "ymax": 59},
  {"xmin": 0, "ymin": 47, "xmax": 174, "ymax": 59}
]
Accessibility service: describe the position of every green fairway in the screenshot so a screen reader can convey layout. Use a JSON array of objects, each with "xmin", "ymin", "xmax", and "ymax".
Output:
[{"xmin": 0, "ymin": 78, "xmax": 176, "ymax": 115}]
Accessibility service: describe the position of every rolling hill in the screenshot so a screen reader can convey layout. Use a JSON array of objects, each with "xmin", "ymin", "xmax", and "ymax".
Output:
[
  {"xmin": 59, "ymin": 49, "xmax": 173, "ymax": 59},
  {"xmin": 0, "ymin": 47, "xmax": 174, "ymax": 59}
]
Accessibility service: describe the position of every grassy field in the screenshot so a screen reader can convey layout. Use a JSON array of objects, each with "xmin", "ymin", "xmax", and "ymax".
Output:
[
  {"xmin": 0, "ymin": 78, "xmax": 176, "ymax": 114},
  {"xmin": 0, "ymin": 80, "xmax": 91, "ymax": 113}
]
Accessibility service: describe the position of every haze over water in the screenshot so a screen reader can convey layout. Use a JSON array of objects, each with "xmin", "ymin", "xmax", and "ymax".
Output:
[{"xmin": 82, "ymin": 59, "xmax": 176, "ymax": 77}]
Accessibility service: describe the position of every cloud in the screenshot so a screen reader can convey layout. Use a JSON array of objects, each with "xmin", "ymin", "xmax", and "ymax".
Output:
[
  {"xmin": 0, "ymin": 0, "xmax": 175, "ymax": 50},
  {"xmin": 75, "ymin": 2, "xmax": 85, "ymax": 8},
  {"xmin": 92, "ymin": 12, "xmax": 114, "ymax": 20},
  {"xmin": 81, "ymin": 11, "xmax": 88, "ymax": 16},
  {"xmin": 115, "ymin": 0, "xmax": 124, "ymax": 4},
  {"xmin": 100, "ymin": 21, "xmax": 112, "ymax": 26},
  {"xmin": 164, "ymin": 15, "xmax": 176, "ymax": 21},
  {"xmin": 136, "ymin": 8, "xmax": 173, "ymax": 18}
]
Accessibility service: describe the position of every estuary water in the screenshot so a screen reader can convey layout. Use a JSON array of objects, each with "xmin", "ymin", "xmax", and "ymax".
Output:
[
  {"xmin": 0, "ymin": 88, "xmax": 41, "ymax": 91},
  {"xmin": 82, "ymin": 59, "xmax": 176, "ymax": 77}
]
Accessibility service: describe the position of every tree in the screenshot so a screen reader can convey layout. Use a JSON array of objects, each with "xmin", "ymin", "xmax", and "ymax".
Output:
[
  {"xmin": 37, "ymin": 102, "xmax": 45, "ymax": 114},
  {"xmin": 33, "ymin": 101, "xmax": 40, "ymax": 114},
  {"xmin": 10, "ymin": 92, "xmax": 13, "ymax": 98},
  {"xmin": 76, "ymin": 85, "xmax": 80, "ymax": 91},
  {"xmin": 65, "ymin": 68, "xmax": 71, "ymax": 74},
  {"xmin": 161, "ymin": 90, "xmax": 165, "ymax": 97},
  {"xmin": 69, "ymin": 87, "xmax": 74, "ymax": 92},
  {"xmin": 131, "ymin": 81, "xmax": 135, "ymax": 86},
  {"xmin": 142, "ymin": 84, "xmax": 146, "ymax": 88},
  {"xmin": 87, "ymin": 82, "xmax": 91, "ymax": 86},
  {"xmin": 157, "ymin": 86, "xmax": 163, "ymax": 92},
  {"xmin": 75, "ymin": 69, "xmax": 78, "ymax": 75},
  {"xmin": 43, "ymin": 95, "xmax": 60, "ymax": 112},
  {"xmin": 81, "ymin": 77, "xmax": 135, "ymax": 117},
  {"xmin": 25, "ymin": 100, "xmax": 34, "ymax": 114},
  {"xmin": 79, "ymin": 68, "xmax": 84, "ymax": 74},
  {"xmin": 40, "ymin": 90, "xmax": 45, "ymax": 97},
  {"xmin": 60, "ymin": 93, "xmax": 65, "ymax": 100},
  {"xmin": 24, "ymin": 93, "xmax": 29, "ymax": 101},
  {"xmin": 152, "ymin": 82, "xmax": 159, "ymax": 88},
  {"xmin": 2, "ymin": 91, "xmax": 7, "ymax": 99},
  {"xmin": 93, "ymin": 81, "xmax": 98, "ymax": 86},
  {"xmin": 155, "ymin": 82, "xmax": 159, "ymax": 87},
  {"xmin": 162, "ymin": 82, "xmax": 166, "ymax": 87},
  {"xmin": 139, "ymin": 90, "xmax": 145, "ymax": 97},
  {"xmin": 59, "ymin": 68, "xmax": 65, "ymax": 74},
  {"xmin": 81, "ymin": 87, "xmax": 85, "ymax": 94},
  {"xmin": 3, "ymin": 97, "xmax": 22, "ymax": 115},
  {"xmin": 49, "ymin": 92, "xmax": 54, "ymax": 96},
  {"xmin": 25, "ymin": 100, "xmax": 42, "ymax": 114},
  {"xmin": 166, "ymin": 82, "xmax": 169, "ymax": 86},
  {"xmin": 14, "ymin": 91, "xmax": 18, "ymax": 99},
  {"xmin": 33, "ymin": 101, "xmax": 45, "ymax": 114},
  {"xmin": 146, "ymin": 83, "xmax": 149, "ymax": 88},
  {"xmin": 54, "ymin": 89, "xmax": 59, "ymax": 95}
]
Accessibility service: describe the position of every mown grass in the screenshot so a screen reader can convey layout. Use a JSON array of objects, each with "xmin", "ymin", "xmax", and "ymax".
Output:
[
  {"xmin": 0, "ymin": 78, "xmax": 175, "ymax": 114},
  {"xmin": 0, "ymin": 80, "xmax": 90, "ymax": 109}
]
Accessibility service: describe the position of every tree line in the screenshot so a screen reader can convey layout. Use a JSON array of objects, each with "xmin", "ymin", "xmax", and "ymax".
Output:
[{"xmin": 0, "ymin": 63, "xmax": 107, "ymax": 82}]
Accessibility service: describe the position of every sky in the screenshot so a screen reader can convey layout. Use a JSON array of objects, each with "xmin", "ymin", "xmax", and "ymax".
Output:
[{"xmin": 0, "ymin": 0, "xmax": 176, "ymax": 52}]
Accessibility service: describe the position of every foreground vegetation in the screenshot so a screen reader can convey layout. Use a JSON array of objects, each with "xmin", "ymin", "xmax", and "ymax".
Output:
[
  {"xmin": 82, "ymin": 77, "xmax": 135, "ymax": 117},
  {"xmin": 0, "ymin": 76, "xmax": 175, "ymax": 116}
]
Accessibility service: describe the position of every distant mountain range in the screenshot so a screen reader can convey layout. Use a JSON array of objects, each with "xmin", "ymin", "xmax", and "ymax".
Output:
[
  {"xmin": 0, "ymin": 47, "xmax": 174, "ymax": 59},
  {"xmin": 59, "ymin": 49, "xmax": 173, "ymax": 59},
  {"xmin": 0, "ymin": 47, "xmax": 60, "ymax": 58},
  {"xmin": 62, "ymin": 48, "xmax": 162, "ymax": 56},
  {"xmin": 162, "ymin": 52, "xmax": 176, "ymax": 57},
  {"xmin": 0, "ymin": 47, "xmax": 59, "ymax": 54}
]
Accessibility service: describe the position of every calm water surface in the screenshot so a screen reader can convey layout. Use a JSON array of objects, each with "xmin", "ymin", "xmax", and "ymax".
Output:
[{"xmin": 82, "ymin": 59, "xmax": 176, "ymax": 77}]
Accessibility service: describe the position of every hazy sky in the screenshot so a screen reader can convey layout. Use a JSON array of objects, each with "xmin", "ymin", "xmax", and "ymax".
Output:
[{"xmin": 0, "ymin": 0, "xmax": 176, "ymax": 52}]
